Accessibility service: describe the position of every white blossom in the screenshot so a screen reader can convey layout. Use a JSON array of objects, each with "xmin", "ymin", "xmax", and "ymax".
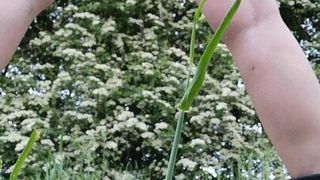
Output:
[
  {"xmin": 126, "ymin": 0, "xmax": 136, "ymax": 5},
  {"xmin": 141, "ymin": 132, "xmax": 155, "ymax": 139},
  {"xmin": 190, "ymin": 138, "xmax": 206, "ymax": 147},
  {"xmin": 136, "ymin": 122, "xmax": 148, "ymax": 131},
  {"xmin": 93, "ymin": 88, "xmax": 109, "ymax": 96},
  {"xmin": 40, "ymin": 139, "xmax": 55, "ymax": 147},
  {"xmin": 64, "ymin": 49, "xmax": 84, "ymax": 58},
  {"xmin": 102, "ymin": 18, "xmax": 116, "ymax": 34},
  {"xmin": 223, "ymin": 115, "xmax": 236, "ymax": 121},
  {"xmin": 126, "ymin": 118, "xmax": 139, "ymax": 127},
  {"xmin": 128, "ymin": 17, "xmax": 143, "ymax": 27},
  {"xmin": 177, "ymin": 158, "xmax": 197, "ymax": 171},
  {"xmin": 155, "ymin": 122, "xmax": 169, "ymax": 130},
  {"xmin": 94, "ymin": 64, "xmax": 110, "ymax": 71},
  {"xmin": 15, "ymin": 138, "xmax": 28, "ymax": 152},
  {"xmin": 201, "ymin": 166, "xmax": 217, "ymax": 177},
  {"xmin": 106, "ymin": 141, "xmax": 118, "ymax": 150},
  {"xmin": 117, "ymin": 111, "xmax": 134, "ymax": 121},
  {"xmin": 73, "ymin": 12, "xmax": 99, "ymax": 20},
  {"xmin": 216, "ymin": 102, "xmax": 228, "ymax": 110},
  {"xmin": 64, "ymin": 4, "xmax": 79, "ymax": 11},
  {"xmin": 106, "ymin": 77, "xmax": 123, "ymax": 89}
]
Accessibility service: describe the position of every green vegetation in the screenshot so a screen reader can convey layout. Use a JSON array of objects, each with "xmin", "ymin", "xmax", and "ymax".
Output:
[
  {"xmin": 9, "ymin": 130, "xmax": 40, "ymax": 180},
  {"xmin": 0, "ymin": 0, "xmax": 318, "ymax": 179},
  {"xmin": 177, "ymin": 0, "xmax": 241, "ymax": 112},
  {"xmin": 166, "ymin": 0, "xmax": 241, "ymax": 179}
]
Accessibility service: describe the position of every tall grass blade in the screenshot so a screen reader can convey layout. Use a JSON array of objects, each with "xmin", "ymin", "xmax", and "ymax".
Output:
[
  {"xmin": 165, "ymin": 112, "xmax": 185, "ymax": 180},
  {"xmin": 165, "ymin": 0, "xmax": 241, "ymax": 179},
  {"xmin": 189, "ymin": 0, "xmax": 207, "ymax": 65},
  {"xmin": 178, "ymin": 0, "xmax": 241, "ymax": 112},
  {"xmin": 165, "ymin": 0, "xmax": 207, "ymax": 179},
  {"xmin": 9, "ymin": 129, "xmax": 40, "ymax": 180}
]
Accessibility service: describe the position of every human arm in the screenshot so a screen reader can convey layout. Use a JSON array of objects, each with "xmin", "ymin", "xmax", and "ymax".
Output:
[
  {"xmin": 0, "ymin": 0, "xmax": 54, "ymax": 70},
  {"xmin": 201, "ymin": 0, "xmax": 320, "ymax": 178}
]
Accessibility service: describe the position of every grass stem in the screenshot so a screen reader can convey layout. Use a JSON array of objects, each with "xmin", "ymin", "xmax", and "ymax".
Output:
[
  {"xmin": 9, "ymin": 129, "xmax": 40, "ymax": 180},
  {"xmin": 165, "ymin": 0, "xmax": 241, "ymax": 179},
  {"xmin": 178, "ymin": 0, "xmax": 241, "ymax": 112},
  {"xmin": 165, "ymin": 112, "xmax": 185, "ymax": 180}
]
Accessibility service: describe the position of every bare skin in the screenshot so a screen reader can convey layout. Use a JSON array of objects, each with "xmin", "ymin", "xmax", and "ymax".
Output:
[
  {"xmin": 201, "ymin": 0, "xmax": 320, "ymax": 178},
  {"xmin": 0, "ymin": 0, "xmax": 319, "ymax": 178},
  {"xmin": 0, "ymin": 0, "xmax": 54, "ymax": 69}
]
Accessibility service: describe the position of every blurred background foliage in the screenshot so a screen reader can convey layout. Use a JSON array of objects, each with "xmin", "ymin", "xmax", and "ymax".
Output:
[{"xmin": 0, "ymin": 0, "xmax": 319, "ymax": 179}]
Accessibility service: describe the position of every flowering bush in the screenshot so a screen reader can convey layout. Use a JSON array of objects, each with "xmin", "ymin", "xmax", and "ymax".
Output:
[{"xmin": 0, "ymin": 0, "xmax": 318, "ymax": 179}]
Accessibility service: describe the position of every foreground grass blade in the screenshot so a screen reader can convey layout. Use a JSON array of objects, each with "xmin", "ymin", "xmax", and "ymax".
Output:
[
  {"xmin": 189, "ymin": 0, "xmax": 207, "ymax": 65},
  {"xmin": 178, "ymin": 0, "xmax": 241, "ymax": 112},
  {"xmin": 187, "ymin": 0, "xmax": 207, "ymax": 89},
  {"xmin": 165, "ymin": 112, "xmax": 185, "ymax": 180},
  {"xmin": 9, "ymin": 129, "xmax": 41, "ymax": 180},
  {"xmin": 165, "ymin": 1, "xmax": 207, "ymax": 180}
]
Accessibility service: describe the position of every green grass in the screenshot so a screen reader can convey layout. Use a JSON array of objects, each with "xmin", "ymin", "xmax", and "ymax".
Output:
[
  {"xmin": 9, "ymin": 129, "xmax": 40, "ymax": 180},
  {"xmin": 0, "ymin": 145, "xmax": 287, "ymax": 179},
  {"xmin": 40, "ymin": 149, "xmax": 287, "ymax": 179},
  {"xmin": 30, "ymin": 153, "xmax": 149, "ymax": 180},
  {"xmin": 166, "ymin": 0, "xmax": 241, "ymax": 179}
]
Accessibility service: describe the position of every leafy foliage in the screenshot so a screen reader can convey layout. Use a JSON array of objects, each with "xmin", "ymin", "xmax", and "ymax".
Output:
[{"xmin": 0, "ymin": 0, "xmax": 318, "ymax": 179}]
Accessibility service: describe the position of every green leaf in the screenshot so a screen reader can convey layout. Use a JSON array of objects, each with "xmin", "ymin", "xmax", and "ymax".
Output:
[{"xmin": 9, "ymin": 129, "xmax": 41, "ymax": 180}]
